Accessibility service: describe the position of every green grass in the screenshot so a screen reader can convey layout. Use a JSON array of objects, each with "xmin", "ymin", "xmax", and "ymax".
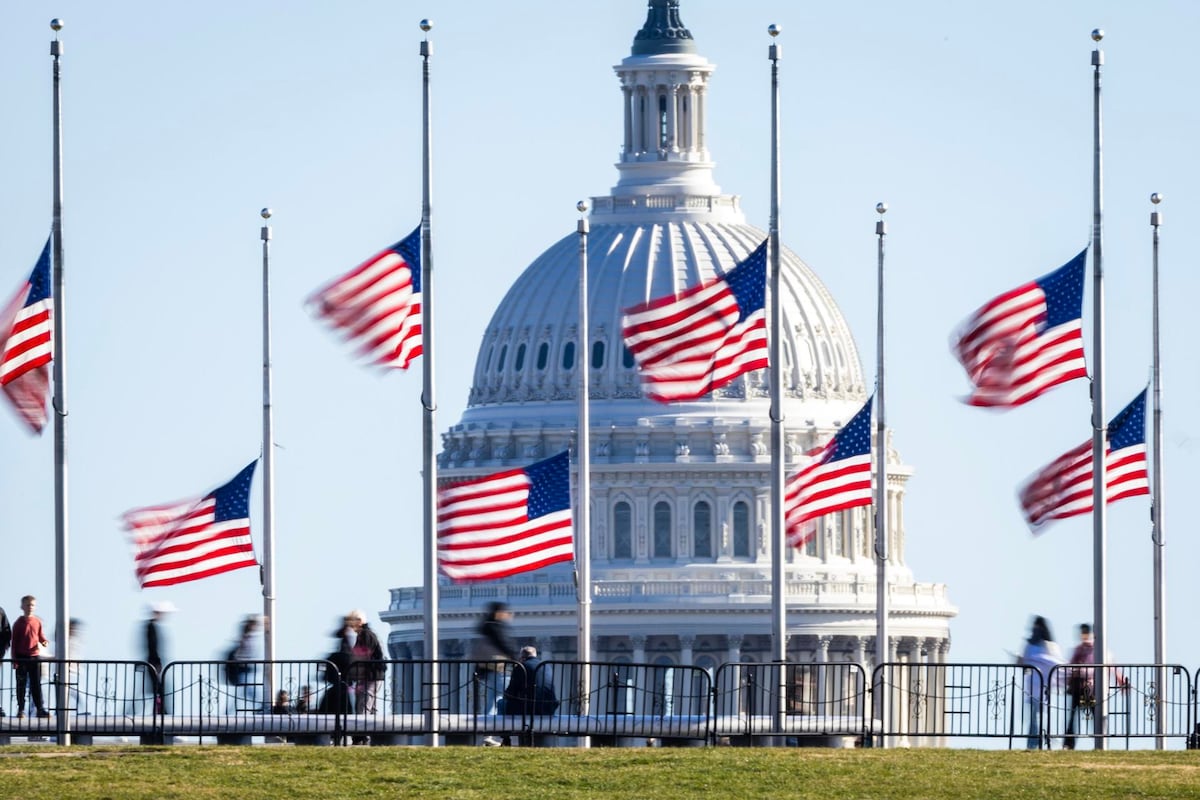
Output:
[{"xmin": 0, "ymin": 746, "xmax": 1198, "ymax": 800}]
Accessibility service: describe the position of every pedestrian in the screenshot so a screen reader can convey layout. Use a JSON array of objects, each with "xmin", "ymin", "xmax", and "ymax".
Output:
[
  {"xmin": 225, "ymin": 616, "xmax": 262, "ymax": 712},
  {"xmin": 470, "ymin": 601, "xmax": 518, "ymax": 746},
  {"xmin": 145, "ymin": 601, "xmax": 175, "ymax": 714},
  {"xmin": 1063, "ymin": 623, "xmax": 1094, "ymax": 749},
  {"xmin": 12, "ymin": 595, "xmax": 50, "ymax": 719},
  {"xmin": 1018, "ymin": 615, "xmax": 1062, "ymax": 749},
  {"xmin": 0, "ymin": 604, "xmax": 9, "ymax": 717},
  {"xmin": 346, "ymin": 610, "xmax": 385, "ymax": 715}
]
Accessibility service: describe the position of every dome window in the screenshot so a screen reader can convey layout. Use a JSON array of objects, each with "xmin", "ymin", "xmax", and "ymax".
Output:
[
  {"xmin": 536, "ymin": 343, "xmax": 549, "ymax": 371},
  {"xmin": 562, "ymin": 341, "xmax": 576, "ymax": 371},
  {"xmin": 653, "ymin": 501, "xmax": 672, "ymax": 559},
  {"xmin": 733, "ymin": 501, "xmax": 750, "ymax": 558},
  {"xmin": 514, "ymin": 343, "xmax": 527, "ymax": 372},
  {"xmin": 693, "ymin": 501, "xmax": 713, "ymax": 559},
  {"xmin": 613, "ymin": 501, "xmax": 633, "ymax": 560},
  {"xmin": 622, "ymin": 346, "xmax": 635, "ymax": 369},
  {"xmin": 497, "ymin": 345, "xmax": 508, "ymax": 372},
  {"xmin": 591, "ymin": 340, "xmax": 605, "ymax": 369}
]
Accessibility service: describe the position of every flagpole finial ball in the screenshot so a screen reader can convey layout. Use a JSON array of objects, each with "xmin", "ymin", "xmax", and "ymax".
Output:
[
  {"xmin": 419, "ymin": 19, "xmax": 432, "ymax": 32},
  {"xmin": 576, "ymin": 200, "xmax": 589, "ymax": 214},
  {"xmin": 1091, "ymin": 29, "xmax": 1104, "ymax": 42},
  {"xmin": 260, "ymin": 208, "xmax": 272, "ymax": 220},
  {"xmin": 876, "ymin": 202, "xmax": 888, "ymax": 215},
  {"xmin": 1151, "ymin": 193, "xmax": 1163, "ymax": 205},
  {"xmin": 50, "ymin": 18, "xmax": 64, "ymax": 31},
  {"xmin": 768, "ymin": 24, "xmax": 781, "ymax": 38}
]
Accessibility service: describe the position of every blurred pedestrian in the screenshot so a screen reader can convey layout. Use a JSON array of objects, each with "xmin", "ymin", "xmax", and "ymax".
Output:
[{"xmin": 1018, "ymin": 615, "xmax": 1062, "ymax": 749}]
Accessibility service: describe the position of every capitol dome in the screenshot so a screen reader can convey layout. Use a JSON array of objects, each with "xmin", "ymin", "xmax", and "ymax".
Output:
[{"xmin": 385, "ymin": 0, "xmax": 954, "ymax": 694}]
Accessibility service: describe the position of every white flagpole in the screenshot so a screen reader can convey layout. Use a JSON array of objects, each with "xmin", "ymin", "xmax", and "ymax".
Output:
[
  {"xmin": 874, "ymin": 202, "xmax": 889, "ymax": 747},
  {"xmin": 1089, "ymin": 28, "xmax": 1109, "ymax": 747},
  {"xmin": 418, "ymin": 18, "xmax": 440, "ymax": 746},
  {"xmin": 766, "ymin": 23, "xmax": 787, "ymax": 729},
  {"xmin": 49, "ymin": 18, "xmax": 71, "ymax": 745},
  {"xmin": 1150, "ymin": 191, "xmax": 1165, "ymax": 749},
  {"xmin": 576, "ymin": 200, "xmax": 592, "ymax": 744},
  {"xmin": 260, "ymin": 208, "xmax": 277, "ymax": 706}
]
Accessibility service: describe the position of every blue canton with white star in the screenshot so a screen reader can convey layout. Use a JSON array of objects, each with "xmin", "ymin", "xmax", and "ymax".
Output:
[
  {"xmin": 390, "ymin": 225, "xmax": 423, "ymax": 293},
  {"xmin": 827, "ymin": 397, "xmax": 874, "ymax": 462},
  {"xmin": 1108, "ymin": 390, "xmax": 1147, "ymax": 450},
  {"xmin": 722, "ymin": 240, "xmax": 768, "ymax": 323},
  {"xmin": 25, "ymin": 239, "xmax": 52, "ymax": 306},
  {"xmin": 524, "ymin": 451, "xmax": 571, "ymax": 520},
  {"xmin": 210, "ymin": 461, "xmax": 258, "ymax": 522},
  {"xmin": 1036, "ymin": 249, "xmax": 1086, "ymax": 330}
]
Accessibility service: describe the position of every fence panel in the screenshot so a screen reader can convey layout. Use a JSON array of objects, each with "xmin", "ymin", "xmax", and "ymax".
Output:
[
  {"xmin": 1046, "ymin": 663, "xmax": 1192, "ymax": 750},
  {"xmin": 528, "ymin": 660, "xmax": 711, "ymax": 745},
  {"xmin": 873, "ymin": 662, "xmax": 1035, "ymax": 748},
  {"xmin": 0, "ymin": 659, "xmax": 154, "ymax": 740},
  {"xmin": 711, "ymin": 661, "xmax": 867, "ymax": 743}
]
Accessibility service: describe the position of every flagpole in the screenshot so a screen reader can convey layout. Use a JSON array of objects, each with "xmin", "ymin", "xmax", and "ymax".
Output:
[
  {"xmin": 49, "ymin": 18, "xmax": 70, "ymax": 745},
  {"xmin": 765, "ymin": 24, "xmax": 787, "ymax": 730},
  {"xmin": 1089, "ymin": 28, "xmax": 1109, "ymax": 747},
  {"xmin": 1149, "ymin": 191, "xmax": 1165, "ymax": 749},
  {"xmin": 874, "ymin": 202, "xmax": 889, "ymax": 748},
  {"xmin": 259, "ymin": 208, "xmax": 277, "ymax": 707},
  {"xmin": 576, "ymin": 200, "xmax": 593, "ymax": 745},
  {"xmin": 418, "ymin": 18, "xmax": 440, "ymax": 746}
]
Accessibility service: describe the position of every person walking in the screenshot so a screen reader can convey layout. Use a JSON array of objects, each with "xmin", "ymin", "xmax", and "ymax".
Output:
[
  {"xmin": 1018, "ymin": 615, "xmax": 1062, "ymax": 749},
  {"xmin": 12, "ymin": 595, "xmax": 49, "ymax": 719}
]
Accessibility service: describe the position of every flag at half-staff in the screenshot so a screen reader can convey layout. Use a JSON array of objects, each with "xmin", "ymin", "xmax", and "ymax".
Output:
[
  {"xmin": 123, "ymin": 461, "xmax": 259, "ymax": 588},
  {"xmin": 621, "ymin": 239, "xmax": 768, "ymax": 402},
  {"xmin": 0, "ymin": 239, "xmax": 53, "ymax": 433},
  {"xmin": 953, "ymin": 248, "xmax": 1088, "ymax": 408},
  {"xmin": 437, "ymin": 451, "xmax": 574, "ymax": 582},
  {"xmin": 307, "ymin": 226, "xmax": 422, "ymax": 370},
  {"xmin": 784, "ymin": 397, "xmax": 874, "ymax": 548},
  {"xmin": 1019, "ymin": 388, "xmax": 1149, "ymax": 531}
]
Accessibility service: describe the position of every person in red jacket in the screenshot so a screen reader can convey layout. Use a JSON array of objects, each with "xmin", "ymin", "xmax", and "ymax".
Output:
[{"xmin": 12, "ymin": 595, "xmax": 49, "ymax": 719}]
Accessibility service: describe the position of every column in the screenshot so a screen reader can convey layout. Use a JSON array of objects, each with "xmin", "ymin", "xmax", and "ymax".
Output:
[
  {"xmin": 631, "ymin": 634, "xmax": 647, "ymax": 664},
  {"xmin": 622, "ymin": 84, "xmax": 634, "ymax": 157},
  {"xmin": 816, "ymin": 636, "xmax": 832, "ymax": 716},
  {"xmin": 666, "ymin": 84, "xmax": 679, "ymax": 153},
  {"xmin": 679, "ymin": 635, "xmax": 695, "ymax": 666},
  {"xmin": 696, "ymin": 84, "xmax": 707, "ymax": 155},
  {"xmin": 726, "ymin": 634, "xmax": 745, "ymax": 717},
  {"xmin": 686, "ymin": 83, "xmax": 698, "ymax": 155},
  {"xmin": 631, "ymin": 85, "xmax": 644, "ymax": 156}
]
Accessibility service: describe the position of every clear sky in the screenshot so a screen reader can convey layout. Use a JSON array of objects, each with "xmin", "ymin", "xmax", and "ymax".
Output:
[{"xmin": 1, "ymin": 1, "xmax": 1198, "ymax": 672}]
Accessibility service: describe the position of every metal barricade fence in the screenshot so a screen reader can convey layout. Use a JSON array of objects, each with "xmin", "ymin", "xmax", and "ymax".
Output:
[
  {"xmin": 872, "ymin": 662, "xmax": 1036, "ymax": 748},
  {"xmin": 530, "ymin": 660, "xmax": 712, "ymax": 745},
  {"xmin": 0, "ymin": 659, "xmax": 154, "ymax": 741},
  {"xmin": 711, "ymin": 661, "xmax": 867, "ymax": 743},
  {"xmin": 1046, "ymin": 663, "xmax": 1192, "ymax": 750}
]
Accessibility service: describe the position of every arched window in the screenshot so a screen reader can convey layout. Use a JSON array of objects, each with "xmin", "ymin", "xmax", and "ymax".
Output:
[
  {"xmin": 653, "ymin": 501, "xmax": 672, "ymax": 559},
  {"xmin": 613, "ymin": 501, "xmax": 632, "ymax": 560},
  {"xmin": 622, "ymin": 346, "xmax": 635, "ymax": 369},
  {"xmin": 497, "ymin": 345, "xmax": 507, "ymax": 372},
  {"xmin": 514, "ymin": 343, "xmax": 526, "ymax": 372},
  {"xmin": 693, "ymin": 501, "xmax": 712, "ymax": 559},
  {"xmin": 733, "ymin": 501, "xmax": 750, "ymax": 558},
  {"xmin": 562, "ymin": 341, "xmax": 576, "ymax": 371},
  {"xmin": 591, "ymin": 340, "xmax": 605, "ymax": 369}
]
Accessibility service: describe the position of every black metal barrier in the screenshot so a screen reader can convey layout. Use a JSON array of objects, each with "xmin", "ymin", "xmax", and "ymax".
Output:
[
  {"xmin": 711, "ymin": 661, "xmax": 867, "ymax": 743},
  {"xmin": 0, "ymin": 658, "xmax": 1194, "ymax": 748}
]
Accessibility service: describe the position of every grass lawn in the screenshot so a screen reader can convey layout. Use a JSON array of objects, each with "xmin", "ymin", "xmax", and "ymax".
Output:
[{"xmin": 0, "ymin": 746, "xmax": 1198, "ymax": 800}]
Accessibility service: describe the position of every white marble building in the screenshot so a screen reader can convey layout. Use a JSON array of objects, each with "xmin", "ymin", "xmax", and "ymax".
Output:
[{"xmin": 382, "ymin": 0, "xmax": 955, "ymax": 680}]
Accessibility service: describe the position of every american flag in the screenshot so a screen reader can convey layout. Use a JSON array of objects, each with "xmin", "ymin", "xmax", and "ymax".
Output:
[
  {"xmin": 124, "ymin": 461, "xmax": 259, "ymax": 588},
  {"xmin": 953, "ymin": 249, "xmax": 1088, "ymax": 408},
  {"xmin": 308, "ymin": 226, "xmax": 422, "ymax": 370},
  {"xmin": 438, "ymin": 451, "xmax": 573, "ymax": 582},
  {"xmin": 1019, "ymin": 390, "xmax": 1149, "ymax": 531},
  {"xmin": 784, "ymin": 397, "xmax": 874, "ymax": 548},
  {"xmin": 0, "ymin": 239, "xmax": 52, "ymax": 433},
  {"xmin": 621, "ymin": 239, "xmax": 768, "ymax": 402}
]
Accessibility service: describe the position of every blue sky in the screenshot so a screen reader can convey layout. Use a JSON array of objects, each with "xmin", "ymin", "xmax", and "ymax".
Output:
[{"xmin": 2, "ymin": 1, "xmax": 1198, "ymax": 672}]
